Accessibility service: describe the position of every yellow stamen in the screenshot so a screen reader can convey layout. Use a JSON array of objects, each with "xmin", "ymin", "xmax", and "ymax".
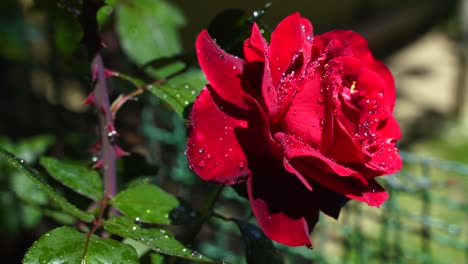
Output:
[{"xmin": 350, "ymin": 81, "xmax": 357, "ymax": 94}]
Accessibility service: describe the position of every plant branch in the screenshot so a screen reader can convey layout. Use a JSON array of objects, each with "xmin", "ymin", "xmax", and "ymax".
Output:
[{"xmin": 183, "ymin": 185, "xmax": 224, "ymax": 244}]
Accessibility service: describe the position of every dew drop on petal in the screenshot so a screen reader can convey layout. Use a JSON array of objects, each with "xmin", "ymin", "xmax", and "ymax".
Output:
[
  {"xmin": 218, "ymin": 54, "xmax": 224, "ymax": 59},
  {"xmin": 238, "ymin": 161, "xmax": 244, "ymax": 168},
  {"xmin": 199, "ymin": 148, "xmax": 204, "ymax": 153},
  {"xmin": 198, "ymin": 161, "xmax": 205, "ymax": 167},
  {"xmin": 319, "ymin": 118, "xmax": 325, "ymax": 127},
  {"xmin": 207, "ymin": 153, "xmax": 212, "ymax": 159}
]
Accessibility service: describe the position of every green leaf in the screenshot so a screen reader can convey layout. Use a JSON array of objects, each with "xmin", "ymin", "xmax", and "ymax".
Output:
[
  {"xmin": 114, "ymin": 0, "xmax": 185, "ymax": 77},
  {"xmin": 10, "ymin": 172, "xmax": 48, "ymax": 205},
  {"xmin": 40, "ymin": 156, "xmax": 103, "ymax": 201},
  {"xmin": 123, "ymin": 238, "xmax": 151, "ymax": 258},
  {"xmin": 20, "ymin": 205, "xmax": 42, "ymax": 229},
  {"xmin": 14, "ymin": 135, "xmax": 55, "ymax": 163},
  {"xmin": 235, "ymin": 220, "xmax": 284, "ymax": 264},
  {"xmin": 104, "ymin": 217, "xmax": 217, "ymax": 263},
  {"xmin": 23, "ymin": 226, "xmax": 139, "ymax": 264},
  {"xmin": 0, "ymin": 148, "xmax": 94, "ymax": 223},
  {"xmin": 150, "ymin": 253, "xmax": 164, "ymax": 264},
  {"xmin": 110, "ymin": 183, "xmax": 179, "ymax": 225},
  {"xmin": 147, "ymin": 68, "xmax": 206, "ymax": 117}
]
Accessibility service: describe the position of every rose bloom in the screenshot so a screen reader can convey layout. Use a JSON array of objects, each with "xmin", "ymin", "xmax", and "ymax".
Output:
[{"xmin": 186, "ymin": 13, "xmax": 401, "ymax": 246}]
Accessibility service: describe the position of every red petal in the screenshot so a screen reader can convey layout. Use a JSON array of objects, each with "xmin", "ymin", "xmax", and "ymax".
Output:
[
  {"xmin": 276, "ymin": 133, "xmax": 388, "ymax": 206},
  {"xmin": 247, "ymin": 162, "xmax": 317, "ymax": 247},
  {"xmin": 269, "ymin": 13, "xmax": 313, "ymax": 85},
  {"xmin": 243, "ymin": 23, "xmax": 267, "ymax": 64},
  {"xmin": 321, "ymin": 30, "xmax": 396, "ymax": 111},
  {"xmin": 290, "ymin": 155, "xmax": 389, "ymax": 207},
  {"xmin": 378, "ymin": 116, "xmax": 401, "ymax": 140},
  {"xmin": 279, "ymin": 71, "xmax": 324, "ymax": 148},
  {"xmin": 196, "ymin": 30, "xmax": 250, "ymax": 110},
  {"xmin": 323, "ymin": 116, "xmax": 366, "ymax": 165},
  {"xmin": 186, "ymin": 87, "xmax": 249, "ymax": 185}
]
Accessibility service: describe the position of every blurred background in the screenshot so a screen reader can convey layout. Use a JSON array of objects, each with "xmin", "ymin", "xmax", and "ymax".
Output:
[{"xmin": 0, "ymin": 0, "xmax": 467, "ymax": 263}]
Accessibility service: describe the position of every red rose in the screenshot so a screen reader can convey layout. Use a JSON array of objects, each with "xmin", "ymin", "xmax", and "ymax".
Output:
[{"xmin": 186, "ymin": 13, "xmax": 401, "ymax": 246}]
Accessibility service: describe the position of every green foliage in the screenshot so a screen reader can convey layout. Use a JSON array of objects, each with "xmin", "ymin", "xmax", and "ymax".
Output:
[
  {"xmin": 40, "ymin": 156, "xmax": 103, "ymax": 201},
  {"xmin": 104, "ymin": 217, "xmax": 216, "ymax": 263},
  {"xmin": 110, "ymin": 183, "xmax": 179, "ymax": 225},
  {"xmin": 0, "ymin": 148, "xmax": 94, "ymax": 223},
  {"xmin": 112, "ymin": 0, "xmax": 186, "ymax": 77},
  {"xmin": 0, "ymin": 135, "xmax": 54, "ymax": 235},
  {"xmin": 23, "ymin": 226, "xmax": 139, "ymax": 264},
  {"xmin": 147, "ymin": 68, "xmax": 206, "ymax": 117}
]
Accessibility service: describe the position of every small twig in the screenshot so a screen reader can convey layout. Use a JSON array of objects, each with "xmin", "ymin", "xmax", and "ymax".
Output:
[{"xmin": 183, "ymin": 185, "xmax": 224, "ymax": 244}]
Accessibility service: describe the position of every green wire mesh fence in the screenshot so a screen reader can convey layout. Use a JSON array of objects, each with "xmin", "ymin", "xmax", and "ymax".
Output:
[{"xmin": 310, "ymin": 151, "xmax": 468, "ymax": 264}]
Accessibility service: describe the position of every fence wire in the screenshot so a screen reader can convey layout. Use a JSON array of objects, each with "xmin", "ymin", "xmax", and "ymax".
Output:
[{"xmin": 311, "ymin": 151, "xmax": 468, "ymax": 264}]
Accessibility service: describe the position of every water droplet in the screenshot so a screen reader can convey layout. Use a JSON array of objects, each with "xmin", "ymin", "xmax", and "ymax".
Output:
[
  {"xmin": 207, "ymin": 153, "xmax": 212, "ymax": 159},
  {"xmin": 218, "ymin": 54, "xmax": 224, "ymax": 59},
  {"xmin": 228, "ymin": 148, "xmax": 232, "ymax": 152},
  {"xmin": 319, "ymin": 118, "xmax": 325, "ymax": 127},
  {"xmin": 293, "ymin": 110, "xmax": 298, "ymax": 116},
  {"xmin": 198, "ymin": 161, "xmax": 206, "ymax": 167},
  {"xmin": 199, "ymin": 148, "xmax": 205, "ymax": 153},
  {"xmin": 135, "ymin": 217, "xmax": 140, "ymax": 222},
  {"xmin": 107, "ymin": 130, "xmax": 117, "ymax": 138},
  {"xmin": 132, "ymin": 226, "xmax": 137, "ymax": 231},
  {"xmin": 156, "ymin": 247, "xmax": 161, "ymax": 252},
  {"xmin": 182, "ymin": 248, "xmax": 187, "ymax": 252},
  {"xmin": 184, "ymin": 100, "xmax": 189, "ymax": 105},
  {"xmin": 219, "ymin": 137, "xmax": 223, "ymax": 141},
  {"xmin": 191, "ymin": 90, "xmax": 196, "ymax": 95},
  {"xmin": 162, "ymin": 94, "xmax": 168, "ymax": 99},
  {"xmin": 184, "ymin": 84, "xmax": 190, "ymax": 89},
  {"xmin": 238, "ymin": 161, "xmax": 244, "ymax": 168},
  {"xmin": 145, "ymin": 209, "xmax": 151, "ymax": 214},
  {"xmin": 164, "ymin": 235, "xmax": 169, "ymax": 239},
  {"xmin": 232, "ymin": 66, "xmax": 237, "ymax": 70},
  {"xmin": 160, "ymin": 229, "xmax": 166, "ymax": 234},
  {"xmin": 176, "ymin": 93, "xmax": 180, "ymax": 98},
  {"xmin": 191, "ymin": 251, "xmax": 199, "ymax": 257}
]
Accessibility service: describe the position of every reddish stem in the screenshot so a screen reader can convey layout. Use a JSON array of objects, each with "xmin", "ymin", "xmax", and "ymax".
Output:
[{"xmin": 92, "ymin": 54, "xmax": 117, "ymax": 199}]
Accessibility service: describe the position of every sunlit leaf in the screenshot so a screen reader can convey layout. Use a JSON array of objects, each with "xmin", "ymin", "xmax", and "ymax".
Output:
[
  {"xmin": 0, "ymin": 148, "xmax": 94, "ymax": 223},
  {"xmin": 110, "ymin": 183, "xmax": 179, "ymax": 224},
  {"xmin": 113, "ymin": 0, "xmax": 185, "ymax": 77},
  {"xmin": 104, "ymin": 217, "xmax": 217, "ymax": 263},
  {"xmin": 147, "ymin": 68, "xmax": 206, "ymax": 117},
  {"xmin": 235, "ymin": 220, "xmax": 284, "ymax": 264},
  {"xmin": 23, "ymin": 226, "xmax": 138, "ymax": 264},
  {"xmin": 40, "ymin": 156, "xmax": 103, "ymax": 201},
  {"xmin": 10, "ymin": 172, "xmax": 48, "ymax": 205}
]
